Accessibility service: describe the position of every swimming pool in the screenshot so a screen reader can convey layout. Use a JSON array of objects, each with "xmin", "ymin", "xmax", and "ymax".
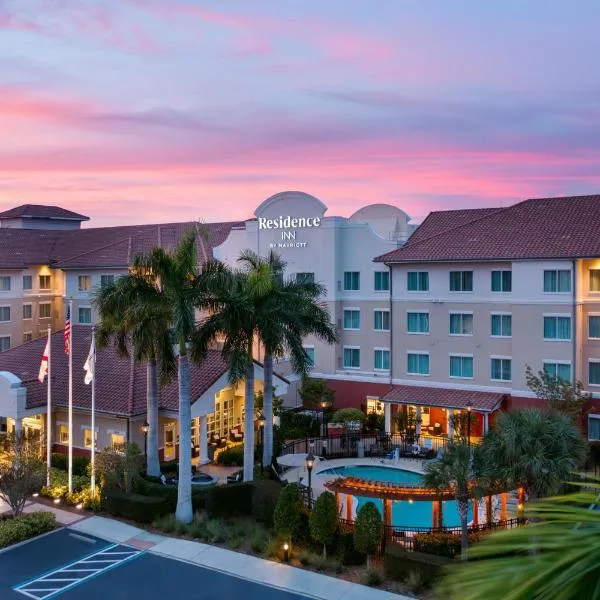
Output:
[{"xmin": 317, "ymin": 464, "xmax": 471, "ymax": 528}]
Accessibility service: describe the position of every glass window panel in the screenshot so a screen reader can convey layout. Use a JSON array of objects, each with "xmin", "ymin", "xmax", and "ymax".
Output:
[
  {"xmin": 590, "ymin": 316, "xmax": 600, "ymax": 338},
  {"xmin": 374, "ymin": 350, "xmax": 390, "ymax": 370},
  {"xmin": 344, "ymin": 310, "xmax": 360, "ymax": 329},
  {"xmin": 588, "ymin": 417, "xmax": 600, "ymax": 441},
  {"xmin": 0, "ymin": 307, "xmax": 10, "ymax": 321},
  {"xmin": 22, "ymin": 275, "xmax": 32, "ymax": 290},
  {"xmin": 590, "ymin": 270, "xmax": 600, "ymax": 292},
  {"xmin": 374, "ymin": 272, "xmax": 389, "ymax": 291},
  {"xmin": 590, "ymin": 362, "xmax": 600, "ymax": 385}
]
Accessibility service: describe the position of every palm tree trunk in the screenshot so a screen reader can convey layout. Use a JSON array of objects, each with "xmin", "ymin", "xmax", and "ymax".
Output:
[
  {"xmin": 243, "ymin": 345, "xmax": 255, "ymax": 482},
  {"xmin": 175, "ymin": 350, "xmax": 193, "ymax": 523},
  {"xmin": 146, "ymin": 360, "xmax": 161, "ymax": 478},
  {"xmin": 262, "ymin": 351, "xmax": 274, "ymax": 469},
  {"xmin": 458, "ymin": 496, "xmax": 469, "ymax": 560}
]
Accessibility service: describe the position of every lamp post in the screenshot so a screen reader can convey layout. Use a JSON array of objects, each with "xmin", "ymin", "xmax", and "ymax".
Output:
[
  {"xmin": 305, "ymin": 451, "xmax": 315, "ymax": 508},
  {"xmin": 257, "ymin": 412, "xmax": 266, "ymax": 474},
  {"xmin": 465, "ymin": 400, "xmax": 473, "ymax": 449},
  {"xmin": 141, "ymin": 421, "xmax": 149, "ymax": 456},
  {"xmin": 321, "ymin": 398, "xmax": 331, "ymax": 438}
]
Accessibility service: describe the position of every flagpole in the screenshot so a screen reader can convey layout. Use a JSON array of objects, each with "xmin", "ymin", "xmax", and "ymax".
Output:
[
  {"xmin": 90, "ymin": 325, "xmax": 96, "ymax": 496},
  {"xmin": 68, "ymin": 299, "xmax": 73, "ymax": 495},
  {"xmin": 46, "ymin": 326, "xmax": 52, "ymax": 487}
]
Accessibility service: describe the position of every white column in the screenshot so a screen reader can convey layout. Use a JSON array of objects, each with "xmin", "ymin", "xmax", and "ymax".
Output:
[
  {"xmin": 198, "ymin": 415, "xmax": 209, "ymax": 465},
  {"xmin": 384, "ymin": 403, "xmax": 392, "ymax": 434},
  {"xmin": 448, "ymin": 410, "xmax": 454, "ymax": 439},
  {"xmin": 483, "ymin": 413, "xmax": 489, "ymax": 434},
  {"xmin": 415, "ymin": 406, "xmax": 422, "ymax": 436},
  {"xmin": 14, "ymin": 417, "xmax": 23, "ymax": 435}
]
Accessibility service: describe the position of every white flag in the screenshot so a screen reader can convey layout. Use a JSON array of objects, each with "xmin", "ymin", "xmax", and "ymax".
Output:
[
  {"xmin": 83, "ymin": 338, "xmax": 95, "ymax": 385},
  {"xmin": 38, "ymin": 338, "xmax": 50, "ymax": 383}
]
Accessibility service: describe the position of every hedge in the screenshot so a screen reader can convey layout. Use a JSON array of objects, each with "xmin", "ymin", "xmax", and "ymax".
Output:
[
  {"xmin": 384, "ymin": 544, "xmax": 452, "ymax": 584},
  {"xmin": 103, "ymin": 491, "xmax": 168, "ymax": 523},
  {"xmin": 251, "ymin": 480, "xmax": 282, "ymax": 526},
  {"xmin": 413, "ymin": 531, "xmax": 483, "ymax": 558},
  {"xmin": 0, "ymin": 512, "xmax": 56, "ymax": 549},
  {"xmin": 206, "ymin": 482, "xmax": 255, "ymax": 518},
  {"xmin": 216, "ymin": 445, "xmax": 244, "ymax": 467},
  {"xmin": 134, "ymin": 477, "xmax": 211, "ymax": 512},
  {"xmin": 51, "ymin": 453, "xmax": 90, "ymax": 477}
]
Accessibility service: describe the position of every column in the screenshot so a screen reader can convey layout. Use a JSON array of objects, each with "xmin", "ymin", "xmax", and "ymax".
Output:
[
  {"xmin": 501, "ymin": 492, "xmax": 508, "ymax": 521},
  {"xmin": 198, "ymin": 415, "xmax": 209, "ymax": 464},
  {"xmin": 383, "ymin": 498, "xmax": 392, "ymax": 540},
  {"xmin": 472, "ymin": 498, "xmax": 479, "ymax": 526},
  {"xmin": 483, "ymin": 413, "xmax": 489, "ymax": 434},
  {"xmin": 486, "ymin": 495, "xmax": 493, "ymax": 524},
  {"xmin": 346, "ymin": 494, "xmax": 353, "ymax": 522},
  {"xmin": 447, "ymin": 410, "xmax": 454, "ymax": 439},
  {"xmin": 415, "ymin": 406, "xmax": 422, "ymax": 437},
  {"xmin": 335, "ymin": 492, "xmax": 341, "ymax": 517},
  {"xmin": 14, "ymin": 417, "xmax": 23, "ymax": 436},
  {"xmin": 432, "ymin": 500, "xmax": 443, "ymax": 529},
  {"xmin": 384, "ymin": 403, "xmax": 392, "ymax": 434}
]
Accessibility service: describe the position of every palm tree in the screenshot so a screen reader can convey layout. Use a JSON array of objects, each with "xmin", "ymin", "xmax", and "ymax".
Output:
[
  {"xmin": 94, "ymin": 273, "xmax": 176, "ymax": 478},
  {"xmin": 423, "ymin": 441, "xmax": 474, "ymax": 558},
  {"xmin": 478, "ymin": 408, "xmax": 587, "ymax": 502},
  {"xmin": 439, "ymin": 486, "xmax": 600, "ymax": 600}
]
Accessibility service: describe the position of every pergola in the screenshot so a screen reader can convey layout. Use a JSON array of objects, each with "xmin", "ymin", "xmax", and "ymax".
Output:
[{"xmin": 324, "ymin": 476, "xmax": 510, "ymax": 532}]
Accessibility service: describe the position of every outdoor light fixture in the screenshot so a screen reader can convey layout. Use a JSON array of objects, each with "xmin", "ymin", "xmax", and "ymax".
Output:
[
  {"xmin": 76, "ymin": 503, "xmax": 83, "ymax": 510},
  {"xmin": 465, "ymin": 400, "xmax": 474, "ymax": 449},
  {"xmin": 305, "ymin": 451, "xmax": 315, "ymax": 508},
  {"xmin": 141, "ymin": 421, "xmax": 149, "ymax": 456},
  {"xmin": 408, "ymin": 498, "xmax": 414, "ymax": 504},
  {"xmin": 53, "ymin": 498, "xmax": 61, "ymax": 504},
  {"xmin": 141, "ymin": 421, "xmax": 149, "ymax": 433},
  {"xmin": 257, "ymin": 413, "xmax": 266, "ymax": 474},
  {"xmin": 283, "ymin": 542, "xmax": 290, "ymax": 562},
  {"xmin": 32, "ymin": 493, "xmax": 39, "ymax": 498}
]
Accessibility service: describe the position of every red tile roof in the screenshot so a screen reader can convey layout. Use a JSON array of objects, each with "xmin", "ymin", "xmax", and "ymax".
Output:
[
  {"xmin": 0, "ymin": 204, "xmax": 89, "ymax": 221},
  {"xmin": 382, "ymin": 384, "xmax": 505, "ymax": 412},
  {"xmin": 0, "ymin": 327, "xmax": 230, "ymax": 416},
  {"xmin": 376, "ymin": 195, "xmax": 600, "ymax": 263}
]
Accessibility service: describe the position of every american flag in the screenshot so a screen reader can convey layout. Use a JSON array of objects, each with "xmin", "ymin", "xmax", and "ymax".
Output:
[{"xmin": 64, "ymin": 306, "xmax": 71, "ymax": 355}]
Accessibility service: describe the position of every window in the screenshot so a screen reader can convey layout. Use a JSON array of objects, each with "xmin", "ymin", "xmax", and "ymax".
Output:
[
  {"xmin": 22, "ymin": 304, "xmax": 32, "ymax": 320},
  {"xmin": 84, "ymin": 428, "xmax": 98, "ymax": 450},
  {"xmin": 543, "ymin": 362, "xmax": 571, "ymax": 381},
  {"xmin": 407, "ymin": 352, "xmax": 429, "ymax": 375},
  {"xmin": 110, "ymin": 433, "xmax": 125, "ymax": 449},
  {"xmin": 590, "ymin": 270, "xmax": 600, "ymax": 292},
  {"xmin": 101, "ymin": 275, "xmax": 115, "ymax": 288},
  {"xmin": 343, "ymin": 309, "xmax": 360, "ymax": 330},
  {"xmin": 39, "ymin": 303, "xmax": 51, "ymax": 319},
  {"xmin": 491, "ymin": 358, "xmax": 512, "ymax": 381},
  {"xmin": 343, "ymin": 347, "xmax": 360, "ymax": 369},
  {"xmin": 296, "ymin": 272, "xmax": 314, "ymax": 284},
  {"xmin": 374, "ymin": 349, "xmax": 390, "ymax": 371},
  {"xmin": 449, "ymin": 313, "xmax": 473, "ymax": 335},
  {"xmin": 39, "ymin": 275, "xmax": 51, "ymax": 290},
  {"xmin": 23, "ymin": 332, "xmax": 33, "ymax": 343},
  {"xmin": 491, "ymin": 270, "xmax": 512, "ymax": 292},
  {"xmin": 303, "ymin": 346, "xmax": 315, "ymax": 367},
  {"xmin": 588, "ymin": 415, "xmax": 600, "ymax": 442},
  {"xmin": 78, "ymin": 275, "xmax": 91, "ymax": 292},
  {"xmin": 449, "ymin": 271, "xmax": 473, "ymax": 292},
  {"xmin": 0, "ymin": 276, "xmax": 11, "ymax": 291},
  {"xmin": 58, "ymin": 425, "xmax": 69, "ymax": 444},
  {"xmin": 374, "ymin": 271, "xmax": 390, "ymax": 291},
  {"xmin": 374, "ymin": 310, "xmax": 390, "ymax": 331},
  {"xmin": 366, "ymin": 397, "xmax": 383, "ymax": 414},
  {"xmin": 543, "ymin": 269, "xmax": 571, "ymax": 293},
  {"xmin": 450, "ymin": 355, "xmax": 474, "ymax": 378},
  {"xmin": 590, "ymin": 316, "xmax": 600, "ymax": 339},
  {"xmin": 0, "ymin": 306, "xmax": 10, "ymax": 322},
  {"xmin": 543, "ymin": 316, "xmax": 571, "ymax": 340},
  {"xmin": 22, "ymin": 275, "xmax": 32, "ymax": 291},
  {"xmin": 589, "ymin": 361, "xmax": 600, "ymax": 386},
  {"xmin": 491, "ymin": 314, "xmax": 512, "ymax": 337},
  {"xmin": 78, "ymin": 307, "xmax": 92, "ymax": 324},
  {"xmin": 0, "ymin": 337, "xmax": 9, "ymax": 352},
  {"xmin": 405, "ymin": 311, "xmax": 428, "ymax": 334},
  {"xmin": 407, "ymin": 271, "xmax": 429, "ymax": 292},
  {"xmin": 343, "ymin": 271, "xmax": 360, "ymax": 291}
]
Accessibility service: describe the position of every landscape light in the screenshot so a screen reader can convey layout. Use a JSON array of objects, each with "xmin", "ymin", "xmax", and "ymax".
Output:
[{"xmin": 283, "ymin": 542, "xmax": 290, "ymax": 562}]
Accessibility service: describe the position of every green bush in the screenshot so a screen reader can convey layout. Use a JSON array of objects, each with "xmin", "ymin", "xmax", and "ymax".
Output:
[
  {"xmin": 364, "ymin": 566, "xmax": 385, "ymax": 587},
  {"xmin": 353, "ymin": 502, "xmax": 383, "ymax": 562},
  {"xmin": 252, "ymin": 480, "xmax": 282, "ymax": 526},
  {"xmin": 216, "ymin": 444, "xmax": 244, "ymax": 466},
  {"xmin": 51, "ymin": 453, "xmax": 90, "ymax": 477},
  {"xmin": 250, "ymin": 525, "xmax": 269, "ymax": 553},
  {"xmin": 0, "ymin": 511, "xmax": 56, "ymax": 549},
  {"xmin": 40, "ymin": 468, "xmax": 90, "ymax": 500},
  {"xmin": 384, "ymin": 544, "xmax": 451, "ymax": 585},
  {"xmin": 103, "ymin": 491, "xmax": 168, "ymax": 523},
  {"xmin": 413, "ymin": 532, "xmax": 483, "ymax": 558},
  {"xmin": 309, "ymin": 491, "xmax": 338, "ymax": 557},
  {"xmin": 273, "ymin": 483, "xmax": 303, "ymax": 540},
  {"xmin": 159, "ymin": 460, "xmax": 178, "ymax": 474},
  {"xmin": 280, "ymin": 411, "xmax": 320, "ymax": 439},
  {"xmin": 206, "ymin": 482, "xmax": 254, "ymax": 518},
  {"xmin": 135, "ymin": 477, "xmax": 211, "ymax": 512},
  {"xmin": 335, "ymin": 529, "xmax": 366, "ymax": 566}
]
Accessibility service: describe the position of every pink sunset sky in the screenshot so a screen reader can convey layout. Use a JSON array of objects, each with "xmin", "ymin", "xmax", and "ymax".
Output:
[{"xmin": 2, "ymin": 0, "xmax": 600, "ymax": 226}]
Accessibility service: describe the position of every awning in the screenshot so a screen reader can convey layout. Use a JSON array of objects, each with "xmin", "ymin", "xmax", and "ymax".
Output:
[{"xmin": 382, "ymin": 384, "xmax": 504, "ymax": 413}]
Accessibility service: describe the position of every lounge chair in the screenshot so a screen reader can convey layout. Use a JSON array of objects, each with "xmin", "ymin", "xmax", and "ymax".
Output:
[{"xmin": 226, "ymin": 470, "xmax": 243, "ymax": 484}]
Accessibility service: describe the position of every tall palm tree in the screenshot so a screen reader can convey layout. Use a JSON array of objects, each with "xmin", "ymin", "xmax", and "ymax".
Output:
[
  {"xmin": 423, "ymin": 441, "xmax": 474, "ymax": 558},
  {"xmin": 478, "ymin": 409, "xmax": 587, "ymax": 502},
  {"xmin": 94, "ymin": 274, "xmax": 176, "ymax": 478}
]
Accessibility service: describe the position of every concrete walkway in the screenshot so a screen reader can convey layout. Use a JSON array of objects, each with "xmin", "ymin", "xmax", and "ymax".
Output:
[
  {"xmin": 0, "ymin": 499, "xmax": 86, "ymax": 526},
  {"xmin": 69, "ymin": 515, "xmax": 412, "ymax": 600}
]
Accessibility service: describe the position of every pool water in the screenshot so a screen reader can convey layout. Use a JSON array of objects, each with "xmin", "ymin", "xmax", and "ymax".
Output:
[{"xmin": 318, "ymin": 464, "xmax": 471, "ymax": 528}]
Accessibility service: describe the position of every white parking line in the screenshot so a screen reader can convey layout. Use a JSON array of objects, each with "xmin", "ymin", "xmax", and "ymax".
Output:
[{"xmin": 14, "ymin": 544, "xmax": 143, "ymax": 599}]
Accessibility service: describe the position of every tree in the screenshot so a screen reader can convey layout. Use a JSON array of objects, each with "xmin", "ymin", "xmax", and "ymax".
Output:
[
  {"xmin": 273, "ymin": 483, "xmax": 303, "ymax": 542},
  {"xmin": 478, "ymin": 409, "xmax": 587, "ymax": 502},
  {"xmin": 423, "ymin": 441, "xmax": 474, "ymax": 559},
  {"xmin": 254, "ymin": 390, "xmax": 283, "ymax": 417},
  {"xmin": 450, "ymin": 411, "xmax": 478, "ymax": 443},
  {"xmin": 94, "ymin": 443, "xmax": 144, "ymax": 494},
  {"xmin": 525, "ymin": 365, "xmax": 590, "ymax": 422},
  {"xmin": 299, "ymin": 378, "xmax": 335, "ymax": 412},
  {"xmin": 439, "ymin": 487, "xmax": 600, "ymax": 600},
  {"xmin": 0, "ymin": 432, "xmax": 45, "ymax": 516},
  {"xmin": 309, "ymin": 491, "xmax": 338, "ymax": 558},
  {"xmin": 331, "ymin": 408, "xmax": 365, "ymax": 429},
  {"xmin": 395, "ymin": 410, "xmax": 417, "ymax": 444},
  {"xmin": 364, "ymin": 412, "xmax": 385, "ymax": 433},
  {"xmin": 94, "ymin": 272, "xmax": 176, "ymax": 478},
  {"xmin": 353, "ymin": 502, "xmax": 383, "ymax": 568}
]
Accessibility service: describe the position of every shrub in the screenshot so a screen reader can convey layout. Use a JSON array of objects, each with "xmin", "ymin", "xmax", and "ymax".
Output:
[
  {"xmin": 205, "ymin": 519, "xmax": 229, "ymax": 543},
  {"xmin": 353, "ymin": 502, "xmax": 383, "ymax": 567},
  {"xmin": 187, "ymin": 518, "xmax": 209, "ymax": 540},
  {"xmin": 65, "ymin": 486, "xmax": 101, "ymax": 511},
  {"xmin": 152, "ymin": 514, "xmax": 177, "ymax": 533},
  {"xmin": 331, "ymin": 408, "xmax": 365, "ymax": 427},
  {"xmin": 159, "ymin": 460, "xmax": 178, "ymax": 475},
  {"xmin": 364, "ymin": 566, "xmax": 385, "ymax": 587},
  {"xmin": 335, "ymin": 529, "xmax": 366, "ymax": 566},
  {"xmin": 250, "ymin": 525, "xmax": 268, "ymax": 554},
  {"xmin": 95, "ymin": 443, "xmax": 143, "ymax": 493},
  {"xmin": 252, "ymin": 479, "xmax": 282, "ymax": 526},
  {"xmin": 0, "ymin": 511, "xmax": 56, "ymax": 549},
  {"xmin": 309, "ymin": 491, "xmax": 338, "ymax": 558},
  {"xmin": 413, "ymin": 531, "xmax": 483, "ymax": 558},
  {"xmin": 215, "ymin": 444, "xmax": 244, "ymax": 466},
  {"xmin": 206, "ymin": 483, "xmax": 254, "ymax": 519},
  {"xmin": 280, "ymin": 411, "xmax": 320, "ymax": 439},
  {"xmin": 50, "ymin": 453, "xmax": 90, "ymax": 477},
  {"xmin": 265, "ymin": 536, "xmax": 282, "ymax": 559},
  {"xmin": 384, "ymin": 544, "xmax": 451, "ymax": 585},
  {"xmin": 40, "ymin": 468, "xmax": 89, "ymax": 500},
  {"xmin": 135, "ymin": 477, "xmax": 210, "ymax": 512},
  {"xmin": 103, "ymin": 490, "xmax": 168, "ymax": 523},
  {"xmin": 406, "ymin": 570, "xmax": 427, "ymax": 594},
  {"xmin": 273, "ymin": 483, "xmax": 303, "ymax": 541}
]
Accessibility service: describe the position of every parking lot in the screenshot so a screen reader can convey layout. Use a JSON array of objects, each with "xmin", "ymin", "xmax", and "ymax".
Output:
[{"xmin": 0, "ymin": 529, "xmax": 312, "ymax": 600}]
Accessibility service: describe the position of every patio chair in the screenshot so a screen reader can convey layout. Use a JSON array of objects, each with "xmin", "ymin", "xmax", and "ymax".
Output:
[
  {"xmin": 230, "ymin": 426, "xmax": 243, "ymax": 443},
  {"xmin": 226, "ymin": 470, "xmax": 243, "ymax": 484}
]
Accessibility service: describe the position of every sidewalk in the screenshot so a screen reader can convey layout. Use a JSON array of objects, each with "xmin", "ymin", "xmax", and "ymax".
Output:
[{"xmin": 70, "ymin": 515, "xmax": 413, "ymax": 600}]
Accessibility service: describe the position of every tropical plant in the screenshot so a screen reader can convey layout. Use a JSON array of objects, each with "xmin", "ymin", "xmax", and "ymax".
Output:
[
  {"xmin": 254, "ymin": 390, "xmax": 283, "ymax": 417},
  {"xmin": 364, "ymin": 412, "xmax": 385, "ymax": 433},
  {"xmin": 525, "ymin": 364, "xmax": 590, "ymax": 422},
  {"xmin": 439, "ymin": 486, "xmax": 600, "ymax": 600},
  {"xmin": 331, "ymin": 408, "xmax": 365, "ymax": 429},
  {"xmin": 450, "ymin": 411, "xmax": 478, "ymax": 443},
  {"xmin": 309, "ymin": 491, "xmax": 338, "ymax": 558},
  {"xmin": 395, "ymin": 410, "xmax": 417, "ymax": 443},
  {"xmin": 94, "ymin": 271, "xmax": 176, "ymax": 478},
  {"xmin": 299, "ymin": 378, "xmax": 335, "ymax": 412},
  {"xmin": 273, "ymin": 483, "xmax": 303, "ymax": 542},
  {"xmin": 422, "ymin": 441, "xmax": 474, "ymax": 558},
  {"xmin": 353, "ymin": 502, "xmax": 383, "ymax": 568},
  {"xmin": 478, "ymin": 409, "xmax": 587, "ymax": 502},
  {"xmin": 94, "ymin": 443, "xmax": 144, "ymax": 494}
]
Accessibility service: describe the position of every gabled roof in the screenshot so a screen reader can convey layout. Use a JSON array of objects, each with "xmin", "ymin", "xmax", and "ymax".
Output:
[
  {"xmin": 376, "ymin": 195, "xmax": 600, "ymax": 263},
  {"xmin": 0, "ymin": 204, "xmax": 89, "ymax": 221}
]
